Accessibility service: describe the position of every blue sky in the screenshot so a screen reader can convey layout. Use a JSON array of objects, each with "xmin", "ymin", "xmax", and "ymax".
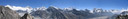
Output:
[{"xmin": 0, "ymin": 0, "xmax": 128, "ymax": 10}]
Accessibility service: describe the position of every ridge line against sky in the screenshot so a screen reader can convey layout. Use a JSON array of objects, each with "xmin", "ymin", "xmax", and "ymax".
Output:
[
  {"xmin": 5, "ymin": 5, "xmax": 128, "ymax": 10},
  {"xmin": 5, "ymin": 5, "xmax": 128, "ymax": 14},
  {"xmin": 0, "ymin": 0, "xmax": 128, "ymax": 10}
]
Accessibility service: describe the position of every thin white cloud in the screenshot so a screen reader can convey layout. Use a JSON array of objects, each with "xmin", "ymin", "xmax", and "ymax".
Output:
[
  {"xmin": 5, "ymin": 5, "xmax": 28, "ymax": 11},
  {"xmin": 5, "ymin": 5, "xmax": 32, "ymax": 13}
]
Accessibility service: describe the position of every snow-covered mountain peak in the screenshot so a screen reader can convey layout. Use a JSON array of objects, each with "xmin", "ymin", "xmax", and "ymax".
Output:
[
  {"xmin": 40, "ymin": 7, "xmax": 47, "ymax": 10},
  {"xmin": 64, "ymin": 7, "xmax": 73, "ymax": 10},
  {"xmin": 33, "ymin": 6, "xmax": 47, "ymax": 10},
  {"xmin": 93, "ymin": 8, "xmax": 103, "ymax": 13},
  {"xmin": 121, "ymin": 8, "xmax": 128, "ymax": 12},
  {"xmin": 94, "ymin": 8, "xmax": 102, "ymax": 10}
]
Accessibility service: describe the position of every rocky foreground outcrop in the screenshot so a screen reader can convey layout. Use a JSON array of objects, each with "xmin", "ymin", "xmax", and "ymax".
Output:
[
  {"xmin": 116, "ymin": 15, "xmax": 128, "ymax": 19},
  {"xmin": 20, "ymin": 13, "xmax": 33, "ymax": 19},
  {"xmin": 0, "ymin": 6, "xmax": 20, "ymax": 19},
  {"xmin": 0, "ymin": 6, "xmax": 33, "ymax": 19},
  {"xmin": 116, "ymin": 11, "xmax": 128, "ymax": 19}
]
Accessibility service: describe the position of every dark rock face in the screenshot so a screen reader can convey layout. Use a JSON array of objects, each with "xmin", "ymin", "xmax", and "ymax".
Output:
[
  {"xmin": 31, "ymin": 6, "xmax": 93, "ymax": 19},
  {"xmin": 46, "ymin": 6, "xmax": 67, "ymax": 19},
  {"xmin": 0, "ymin": 6, "xmax": 33, "ymax": 19},
  {"xmin": 20, "ymin": 13, "xmax": 33, "ymax": 19},
  {"xmin": 31, "ymin": 6, "xmax": 72, "ymax": 19},
  {"xmin": 31, "ymin": 10, "xmax": 50, "ymax": 19},
  {"xmin": 116, "ymin": 15, "xmax": 128, "ymax": 19},
  {"xmin": 116, "ymin": 11, "xmax": 128, "ymax": 19},
  {"xmin": 0, "ymin": 6, "xmax": 20, "ymax": 19}
]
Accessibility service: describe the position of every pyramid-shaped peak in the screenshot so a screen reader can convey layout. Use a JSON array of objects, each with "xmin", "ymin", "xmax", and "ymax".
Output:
[
  {"xmin": 93, "ymin": 8, "xmax": 102, "ymax": 10},
  {"xmin": 47, "ymin": 6, "xmax": 59, "ymax": 10},
  {"xmin": 49, "ymin": 6, "xmax": 56, "ymax": 8}
]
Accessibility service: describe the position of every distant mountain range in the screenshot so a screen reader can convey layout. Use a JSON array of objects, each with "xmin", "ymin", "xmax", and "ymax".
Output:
[{"xmin": 4, "ymin": 5, "xmax": 128, "ymax": 19}]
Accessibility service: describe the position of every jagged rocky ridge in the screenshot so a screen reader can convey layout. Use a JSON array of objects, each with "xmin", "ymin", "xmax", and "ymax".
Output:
[
  {"xmin": 0, "ymin": 6, "xmax": 33, "ymax": 19},
  {"xmin": 5, "ymin": 5, "xmax": 128, "ymax": 19},
  {"xmin": 20, "ymin": 13, "xmax": 34, "ymax": 19},
  {"xmin": 30, "ymin": 6, "xmax": 118, "ymax": 19},
  {"xmin": 115, "ymin": 11, "xmax": 128, "ymax": 19},
  {"xmin": 0, "ymin": 6, "xmax": 20, "ymax": 19}
]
